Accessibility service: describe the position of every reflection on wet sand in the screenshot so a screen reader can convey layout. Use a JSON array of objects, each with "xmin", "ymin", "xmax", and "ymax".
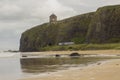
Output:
[{"xmin": 20, "ymin": 56, "xmax": 116, "ymax": 74}]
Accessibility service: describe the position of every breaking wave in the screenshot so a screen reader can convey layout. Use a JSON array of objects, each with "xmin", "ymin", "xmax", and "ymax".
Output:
[{"xmin": 0, "ymin": 52, "xmax": 20, "ymax": 58}]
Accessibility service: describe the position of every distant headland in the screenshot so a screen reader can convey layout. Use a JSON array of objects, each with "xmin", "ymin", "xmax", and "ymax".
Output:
[{"xmin": 20, "ymin": 5, "xmax": 120, "ymax": 52}]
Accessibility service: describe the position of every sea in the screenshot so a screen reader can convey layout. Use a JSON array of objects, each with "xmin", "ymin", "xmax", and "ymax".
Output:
[{"xmin": 0, "ymin": 52, "xmax": 22, "ymax": 80}]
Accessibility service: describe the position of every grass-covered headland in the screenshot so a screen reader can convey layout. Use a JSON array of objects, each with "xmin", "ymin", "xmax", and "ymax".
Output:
[
  {"xmin": 40, "ymin": 43, "xmax": 120, "ymax": 51},
  {"xmin": 20, "ymin": 5, "xmax": 120, "ymax": 52}
]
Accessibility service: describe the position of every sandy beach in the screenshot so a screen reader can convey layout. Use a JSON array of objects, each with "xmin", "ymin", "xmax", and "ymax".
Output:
[
  {"xmin": 22, "ymin": 50, "xmax": 120, "ymax": 56},
  {"xmin": 20, "ymin": 59, "xmax": 120, "ymax": 80},
  {"xmin": 20, "ymin": 50, "xmax": 120, "ymax": 80}
]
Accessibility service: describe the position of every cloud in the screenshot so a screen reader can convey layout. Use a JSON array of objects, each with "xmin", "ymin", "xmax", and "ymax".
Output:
[
  {"xmin": 58, "ymin": 0, "xmax": 120, "ymax": 14},
  {"xmin": 0, "ymin": 4, "xmax": 21, "ymax": 16},
  {"xmin": 31, "ymin": 0, "xmax": 77, "ymax": 21}
]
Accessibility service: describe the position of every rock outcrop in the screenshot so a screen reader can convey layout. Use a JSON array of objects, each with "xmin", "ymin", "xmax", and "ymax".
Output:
[
  {"xmin": 20, "ymin": 5, "xmax": 120, "ymax": 52},
  {"xmin": 87, "ymin": 5, "xmax": 120, "ymax": 43}
]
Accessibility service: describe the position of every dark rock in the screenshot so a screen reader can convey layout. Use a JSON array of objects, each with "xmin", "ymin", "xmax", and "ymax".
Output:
[
  {"xmin": 55, "ymin": 54, "xmax": 61, "ymax": 58},
  {"xmin": 69, "ymin": 52, "xmax": 80, "ymax": 57},
  {"xmin": 97, "ymin": 63, "xmax": 101, "ymax": 65}
]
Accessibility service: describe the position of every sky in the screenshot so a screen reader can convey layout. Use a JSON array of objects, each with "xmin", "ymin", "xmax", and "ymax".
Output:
[{"xmin": 0, "ymin": 0, "xmax": 120, "ymax": 51}]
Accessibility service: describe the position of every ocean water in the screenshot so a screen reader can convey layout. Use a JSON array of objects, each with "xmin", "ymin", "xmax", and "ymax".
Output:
[
  {"xmin": 0, "ymin": 52, "xmax": 22, "ymax": 80},
  {"xmin": 0, "ymin": 52, "xmax": 119, "ymax": 80}
]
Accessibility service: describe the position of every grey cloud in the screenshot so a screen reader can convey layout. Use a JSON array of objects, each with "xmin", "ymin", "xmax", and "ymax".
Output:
[
  {"xmin": 0, "ymin": 29, "xmax": 20, "ymax": 50},
  {"xmin": 0, "ymin": 0, "xmax": 77, "ymax": 22},
  {"xmin": 58, "ymin": 0, "xmax": 120, "ymax": 14}
]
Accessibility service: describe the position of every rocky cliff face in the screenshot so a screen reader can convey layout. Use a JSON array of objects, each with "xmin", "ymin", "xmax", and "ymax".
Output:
[
  {"xmin": 20, "ymin": 13, "xmax": 94, "ymax": 52},
  {"xmin": 87, "ymin": 5, "xmax": 120, "ymax": 43},
  {"xmin": 20, "ymin": 5, "xmax": 120, "ymax": 52}
]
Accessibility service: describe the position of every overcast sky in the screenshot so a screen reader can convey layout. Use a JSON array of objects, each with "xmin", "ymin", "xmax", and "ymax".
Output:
[{"xmin": 0, "ymin": 0, "xmax": 120, "ymax": 51}]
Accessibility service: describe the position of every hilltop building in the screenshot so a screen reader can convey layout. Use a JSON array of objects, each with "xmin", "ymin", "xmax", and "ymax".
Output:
[{"xmin": 49, "ymin": 13, "xmax": 57, "ymax": 23}]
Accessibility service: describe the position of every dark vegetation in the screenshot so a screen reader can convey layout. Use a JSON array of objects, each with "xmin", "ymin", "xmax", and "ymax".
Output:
[
  {"xmin": 20, "ymin": 5, "xmax": 120, "ymax": 52},
  {"xmin": 39, "ymin": 43, "xmax": 120, "ymax": 51}
]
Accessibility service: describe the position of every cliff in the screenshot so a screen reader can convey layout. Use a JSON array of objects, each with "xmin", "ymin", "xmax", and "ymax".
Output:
[
  {"xmin": 87, "ymin": 5, "xmax": 120, "ymax": 43},
  {"xmin": 20, "ymin": 5, "xmax": 120, "ymax": 52}
]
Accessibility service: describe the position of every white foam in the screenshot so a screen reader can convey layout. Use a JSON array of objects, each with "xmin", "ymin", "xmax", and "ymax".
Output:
[{"xmin": 0, "ymin": 52, "xmax": 20, "ymax": 58}]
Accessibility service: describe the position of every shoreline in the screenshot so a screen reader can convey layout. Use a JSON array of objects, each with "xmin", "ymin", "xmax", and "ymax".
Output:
[
  {"xmin": 20, "ymin": 59, "xmax": 120, "ymax": 80},
  {"xmin": 21, "ymin": 50, "xmax": 120, "ymax": 56},
  {"xmin": 20, "ymin": 50, "xmax": 120, "ymax": 80}
]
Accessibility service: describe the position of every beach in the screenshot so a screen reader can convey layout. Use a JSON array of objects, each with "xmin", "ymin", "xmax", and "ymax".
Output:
[
  {"xmin": 21, "ymin": 50, "xmax": 120, "ymax": 56},
  {"xmin": 20, "ymin": 59, "xmax": 120, "ymax": 80},
  {"xmin": 20, "ymin": 50, "xmax": 120, "ymax": 80}
]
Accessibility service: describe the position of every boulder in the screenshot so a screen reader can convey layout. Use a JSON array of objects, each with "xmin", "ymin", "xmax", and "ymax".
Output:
[{"xmin": 69, "ymin": 52, "xmax": 80, "ymax": 57}]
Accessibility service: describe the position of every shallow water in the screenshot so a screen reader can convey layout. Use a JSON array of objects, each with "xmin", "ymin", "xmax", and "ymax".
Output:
[
  {"xmin": 20, "ymin": 57, "xmax": 105, "ymax": 74},
  {"xmin": 0, "ymin": 52, "xmax": 119, "ymax": 80},
  {"xmin": 0, "ymin": 57, "xmax": 22, "ymax": 80}
]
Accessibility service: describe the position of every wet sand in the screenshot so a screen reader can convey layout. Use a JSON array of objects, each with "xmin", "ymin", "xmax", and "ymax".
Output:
[
  {"xmin": 20, "ymin": 58, "xmax": 120, "ymax": 80},
  {"xmin": 21, "ymin": 50, "xmax": 120, "ymax": 56},
  {"xmin": 20, "ymin": 50, "xmax": 120, "ymax": 80}
]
